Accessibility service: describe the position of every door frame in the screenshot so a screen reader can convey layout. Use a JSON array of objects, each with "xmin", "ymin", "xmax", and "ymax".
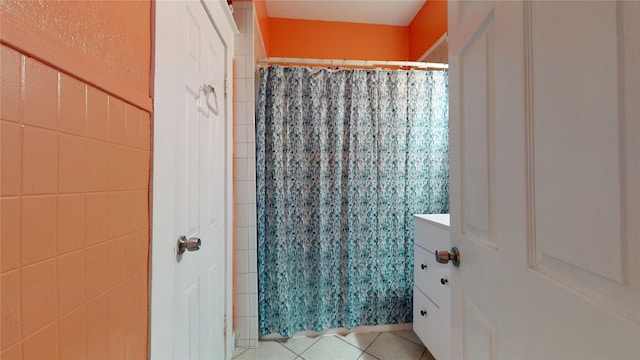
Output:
[{"xmin": 149, "ymin": 0, "xmax": 238, "ymax": 358}]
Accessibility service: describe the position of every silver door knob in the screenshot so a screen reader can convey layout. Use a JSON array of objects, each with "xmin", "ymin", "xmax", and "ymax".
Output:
[
  {"xmin": 435, "ymin": 247, "xmax": 460, "ymax": 267},
  {"xmin": 177, "ymin": 235, "xmax": 201, "ymax": 255}
]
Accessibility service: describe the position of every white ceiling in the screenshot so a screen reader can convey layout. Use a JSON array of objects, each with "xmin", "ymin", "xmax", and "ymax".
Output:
[{"xmin": 264, "ymin": 0, "xmax": 427, "ymax": 26}]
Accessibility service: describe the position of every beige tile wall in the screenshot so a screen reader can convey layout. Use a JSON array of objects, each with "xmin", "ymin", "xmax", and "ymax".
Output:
[{"xmin": 1, "ymin": 44, "xmax": 149, "ymax": 360}]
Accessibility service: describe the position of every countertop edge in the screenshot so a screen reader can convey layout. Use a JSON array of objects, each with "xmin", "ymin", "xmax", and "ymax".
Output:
[{"xmin": 413, "ymin": 214, "xmax": 450, "ymax": 229}]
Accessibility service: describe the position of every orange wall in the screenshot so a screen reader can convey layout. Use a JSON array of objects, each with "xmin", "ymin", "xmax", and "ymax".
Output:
[
  {"xmin": 252, "ymin": 1, "xmax": 447, "ymax": 62},
  {"xmin": 268, "ymin": 18, "xmax": 410, "ymax": 61},
  {"xmin": 254, "ymin": 0, "xmax": 271, "ymax": 55},
  {"xmin": 409, "ymin": 0, "xmax": 448, "ymax": 60},
  {"xmin": 0, "ymin": 0, "xmax": 152, "ymax": 111},
  {"xmin": 0, "ymin": 1, "xmax": 151, "ymax": 359}
]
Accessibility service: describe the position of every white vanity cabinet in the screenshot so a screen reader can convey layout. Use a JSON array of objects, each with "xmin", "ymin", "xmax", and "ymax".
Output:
[{"xmin": 413, "ymin": 214, "xmax": 451, "ymax": 360}]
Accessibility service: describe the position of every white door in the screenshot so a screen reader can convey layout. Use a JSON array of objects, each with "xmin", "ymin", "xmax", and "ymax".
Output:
[
  {"xmin": 151, "ymin": 1, "xmax": 235, "ymax": 359},
  {"xmin": 448, "ymin": 1, "xmax": 639, "ymax": 359}
]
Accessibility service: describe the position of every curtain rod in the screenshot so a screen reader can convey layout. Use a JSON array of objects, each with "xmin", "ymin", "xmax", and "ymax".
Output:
[{"xmin": 258, "ymin": 57, "xmax": 448, "ymax": 70}]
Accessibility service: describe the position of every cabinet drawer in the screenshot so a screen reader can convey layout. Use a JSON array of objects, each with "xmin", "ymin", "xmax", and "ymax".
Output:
[
  {"xmin": 414, "ymin": 218, "xmax": 449, "ymax": 253},
  {"xmin": 414, "ymin": 245, "xmax": 431, "ymax": 291},
  {"xmin": 413, "ymin": 287, "xmax": 450, "ymax": 360},
  {"xmin": 414, "ymin": 245, "xmax": 451, "ymax": 308},
  {"xmin": 413, "ymin": 287, "xmax": 438, "ymax": 343}
]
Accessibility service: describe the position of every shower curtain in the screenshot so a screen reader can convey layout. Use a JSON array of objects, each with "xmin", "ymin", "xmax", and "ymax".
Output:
[{"xmin": 256, "ymin": 65, "xmax": 449, "ymax": 337}]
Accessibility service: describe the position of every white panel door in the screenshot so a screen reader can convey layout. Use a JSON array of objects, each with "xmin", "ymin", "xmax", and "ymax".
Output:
[
  {"xmin": 152, "ymin": 1, "xmax": 235, "ymax": 359},
  {"xmin": 448, "ymin": 1, "xmax": 639, "ymax": 359}
]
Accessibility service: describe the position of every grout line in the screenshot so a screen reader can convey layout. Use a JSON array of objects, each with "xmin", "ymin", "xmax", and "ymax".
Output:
[
  {"xmin": 357, "ymin": 352, "xmax": 380, "ymax": 360},
  {"xmin": 251, "ymin": 331, "xmax": 426, "ymax": 360},
  {"xmin": 275, "ymin": 340, "xmax": 300, "ymax": 358},
  {"xmin": 231, "ymin": 348, "xmax": 248, "ymax": 359},
  {"xmin": 272, "ymin": 336, "xmax": 319, "ymax": 357},
  {"xmin": 316, "ymin": 335, "xmax": 367, "ymax": 360},
  {"xmin": 292, "ymin": 336, "xmax": 321, "ymax": 357},
  {"xmin": 390, "ymin": 330, "xmax": 425, "ymax": 347},
  {"xmin": 362, "ymin": 332, "xmax": 382, "ymax": 354},
  {"xmin": 332, "ymin": 335, "xmax": 362, "ymax": 353},
  {"xmin": 333, "ymin": 333, "xmax": 377, "ymax": 354}
]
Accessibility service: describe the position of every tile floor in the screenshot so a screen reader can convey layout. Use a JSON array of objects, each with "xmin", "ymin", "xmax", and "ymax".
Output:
[{"xmin": 232, "ymin": 330, "xmax": 435, "ymax": 360}]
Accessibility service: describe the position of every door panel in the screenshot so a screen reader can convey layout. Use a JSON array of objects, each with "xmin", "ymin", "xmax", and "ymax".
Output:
[
  {"xmin": 449, "ymin": 1, "xmax": 640, "ymax": 359},
  {"xmin": 462, "ymin": 292, "xmax": 497, "ymax": 360},
  {"xmin": 531, "ymin": 2, "xmax": 622, "ymax": 279},
  {"xmin": 186, "ymin": 280, "xmax": 201, "ymax": 359},
  {"xmin": 527, "ymin": 1, "xmax": 639, "ymax": 323},
  {"xmin": 152, "ymin": 0, "xmax": 233, "ymax": 358},
  {"xmin": 460, "ymin": 10, "xmax": 497, "ymax": 250},
  {"xmin": 450, "ymin": 2, "xmax": 504, "ymax": 359}
]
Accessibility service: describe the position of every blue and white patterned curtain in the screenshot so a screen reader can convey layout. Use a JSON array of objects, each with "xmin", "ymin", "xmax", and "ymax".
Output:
[{"xmin": 256, "ymin": 65, "xmax": 449, "ymax": 337}]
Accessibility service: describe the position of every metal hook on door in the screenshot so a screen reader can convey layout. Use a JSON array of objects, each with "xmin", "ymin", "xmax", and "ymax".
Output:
[
  {"xmin": 196, "ymin": 83, "xmax": 219, "ymax": 117},
  {"xmin": 202, "ymin": 84, "xmax": 219, "ymax": 115}
]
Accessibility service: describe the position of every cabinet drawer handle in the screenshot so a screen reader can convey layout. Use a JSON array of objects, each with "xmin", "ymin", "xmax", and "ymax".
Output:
[
  {"xmin": 420, "ymin": 263, "xmax": 427, "ymax": 270},
  {"xmin": 440, "ymin": 277, "xmax": 448, "ymax": 285},
  {"xmin": 420, "ymin": 310, "xmax": 427, "ymax": 317}
]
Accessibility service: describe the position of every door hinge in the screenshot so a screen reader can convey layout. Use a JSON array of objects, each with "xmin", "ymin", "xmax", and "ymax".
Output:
[
  {"xmin": 224, "ymin": 315, "xmax": 228, "ymax": 336},
  {"xmin": 224, "ymin": 77, "xmax": 228, "ymax": 96}
]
